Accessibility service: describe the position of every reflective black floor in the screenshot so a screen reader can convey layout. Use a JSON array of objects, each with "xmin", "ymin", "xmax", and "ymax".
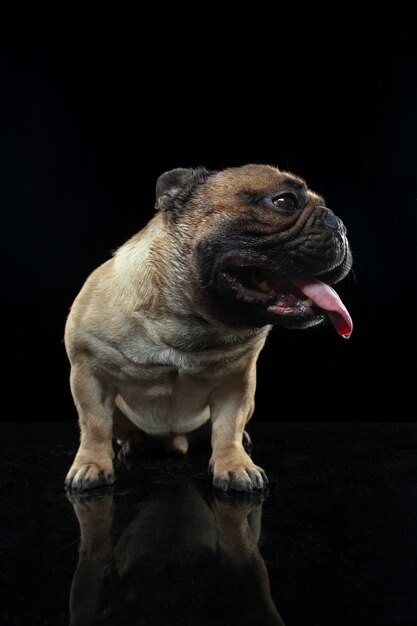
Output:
[{"xmin": 1, "ymin": 422, "xmax": 416, "ymax": 626}]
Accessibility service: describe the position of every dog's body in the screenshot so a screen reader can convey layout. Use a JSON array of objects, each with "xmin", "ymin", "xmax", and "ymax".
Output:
[{"xmin": 65, "ymin": 165, "xmax": 352, "ymax": 492}]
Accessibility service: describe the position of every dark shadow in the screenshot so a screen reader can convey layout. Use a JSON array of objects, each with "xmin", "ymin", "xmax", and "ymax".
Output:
[{"xmin": 67, "ymin": 482, "xmax": 285, "ymax": 626}]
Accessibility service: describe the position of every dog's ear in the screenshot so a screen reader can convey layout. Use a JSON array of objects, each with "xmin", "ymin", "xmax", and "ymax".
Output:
[{"xmin": 155, "ymin": 167, "xmax": 214, "ymax": 211}]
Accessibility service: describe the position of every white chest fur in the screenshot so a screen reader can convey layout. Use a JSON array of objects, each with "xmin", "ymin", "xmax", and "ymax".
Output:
[{"xmin": 114, "ymin": 360, "xmax": 218, "ymax": 435}]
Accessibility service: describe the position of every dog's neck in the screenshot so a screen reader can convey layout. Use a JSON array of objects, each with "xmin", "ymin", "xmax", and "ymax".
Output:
[{"xmin": 112, "ymin": 214, "xmax": 269, "ymax": 354}]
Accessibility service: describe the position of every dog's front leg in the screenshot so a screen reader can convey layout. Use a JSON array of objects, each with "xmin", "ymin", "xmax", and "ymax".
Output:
[
  {"xmin": 209, "ymin": 370, "xmax": 268, "ymax": 492},
  {"xmin": 65, "ymin": 359, "xmax": 115, "ymax": 491}
]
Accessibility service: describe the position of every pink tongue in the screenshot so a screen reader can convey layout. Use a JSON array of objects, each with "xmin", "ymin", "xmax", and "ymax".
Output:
[{"xmin": 291, "ymin": 278, "xmax": 353, "ymax": 339}]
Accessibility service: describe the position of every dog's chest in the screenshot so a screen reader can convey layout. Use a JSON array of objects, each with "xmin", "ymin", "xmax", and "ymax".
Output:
[
  {"xmin": 104, "ymin": 325, "xmax": 262, "ymax": 435},
  {"xmin": 113, "ymin": 347, "xmax": 240, "ymax": 435},
  {"xmin": 115, "ymin": 365, "xmax": 213, "ymax": 435}
]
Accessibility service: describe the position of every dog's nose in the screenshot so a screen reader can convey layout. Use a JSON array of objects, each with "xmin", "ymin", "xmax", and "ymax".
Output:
[{"xmin": 323, "ymin": 210, "xmax": 344, "ymax": 232}]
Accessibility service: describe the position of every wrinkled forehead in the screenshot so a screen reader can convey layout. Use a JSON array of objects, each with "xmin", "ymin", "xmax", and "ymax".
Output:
[
  {"xmin": 200, "ymin": 164, "xmax": 323, "ymax": 208},
  {"xmin": 212, "ymin": 164, "xmax": 306, "ymax": 193}
]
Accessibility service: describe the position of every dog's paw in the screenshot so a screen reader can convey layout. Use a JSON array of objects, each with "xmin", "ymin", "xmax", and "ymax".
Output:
[
  {"xmin": 209, "ymin": 452, "xmax": 268, "ymax": 492},
  {"xmin": 117, "ymin": 439, "xmax": 140, "ymax": 461},
  {"xmin": 116, "ymin": 430, "xmax": 147, "ymax": 461},
  {"xmin": 164, "ymin": 434, "xmax": 189, "ymax": 456},
  {"xmin": 65, "ymin": 461, "xmax": 115, "ymax": 492}
]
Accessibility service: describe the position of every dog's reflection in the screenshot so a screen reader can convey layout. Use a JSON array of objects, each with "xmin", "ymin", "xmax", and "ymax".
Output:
[{"xmin": 68, "ymin": 483, "xmax": 285, "ymax": 626}]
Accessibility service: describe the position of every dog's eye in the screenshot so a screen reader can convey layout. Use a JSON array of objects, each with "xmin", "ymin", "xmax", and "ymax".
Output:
[{"xmin": 271, "ymin": 193, "xmax": 298, "ymax": 212}]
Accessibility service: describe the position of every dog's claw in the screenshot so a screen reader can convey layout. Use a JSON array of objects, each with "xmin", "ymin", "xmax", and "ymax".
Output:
[
  {"xmin": 211, "ymin": 458, "xmax": 268, "ymax": 493},
  {"xmin": 65, "ymin": 462, "xmax": 115, "ymax": 492},
  {"xmin": 247, "ymin": 469, "xmax": 262, "ymax": 490},
  {"xmin": 259, "ymin": 469, "xmax": 269, "ymax": 485},
  {"xmin": 213, "ymin": 478, "xmax": 229, "ymax": 492}
]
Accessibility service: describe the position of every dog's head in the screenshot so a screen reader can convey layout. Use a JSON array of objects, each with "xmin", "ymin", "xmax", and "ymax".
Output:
[{"xmin": 155, "ymin": 164, "xmax": 353, "ymax": 337}]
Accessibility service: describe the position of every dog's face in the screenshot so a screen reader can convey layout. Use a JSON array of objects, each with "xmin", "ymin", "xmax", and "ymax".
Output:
[{"xmin": 155, "ymin": 164, "xmax": 353, "ymax": 337}]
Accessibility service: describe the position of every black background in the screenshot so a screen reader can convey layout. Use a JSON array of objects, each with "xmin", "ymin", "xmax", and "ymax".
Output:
[{"xmin": 1, "ymin": 10, "xmax": 416, "ymax": 423}]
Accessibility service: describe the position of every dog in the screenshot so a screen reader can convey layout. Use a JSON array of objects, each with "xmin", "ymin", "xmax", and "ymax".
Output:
[
  {"xmin": 65, "ymin": 164, "xmax": 352, "ymax": 492},
  {"xmin": 67, "ymin": 485, "xmax": 286, "ymax": 626}
]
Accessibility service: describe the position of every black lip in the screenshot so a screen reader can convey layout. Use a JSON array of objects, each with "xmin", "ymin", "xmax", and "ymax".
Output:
[
  {"xmin": 200, "ymin": 246, "xmax": 352, "ymax": 329},
  {"xmin": 214, "ymin": 256, "xmax": 350, "ymax": 330},
  {"xmin": 217, "ymin": 263, "xmax": 321, "ymax": 321},
  {"xmin": 214, "ymin": 251, "xmax": 350, "ymax": 290},
  {"xmin": 220, "ymin": 270, "xmax": 276, "ymax": 306}
]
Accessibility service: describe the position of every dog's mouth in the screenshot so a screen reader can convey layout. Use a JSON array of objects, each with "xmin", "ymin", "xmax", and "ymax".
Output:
[{"xmin": 219, "ymin": 264, "xmax": 352, "ymax": 338}]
